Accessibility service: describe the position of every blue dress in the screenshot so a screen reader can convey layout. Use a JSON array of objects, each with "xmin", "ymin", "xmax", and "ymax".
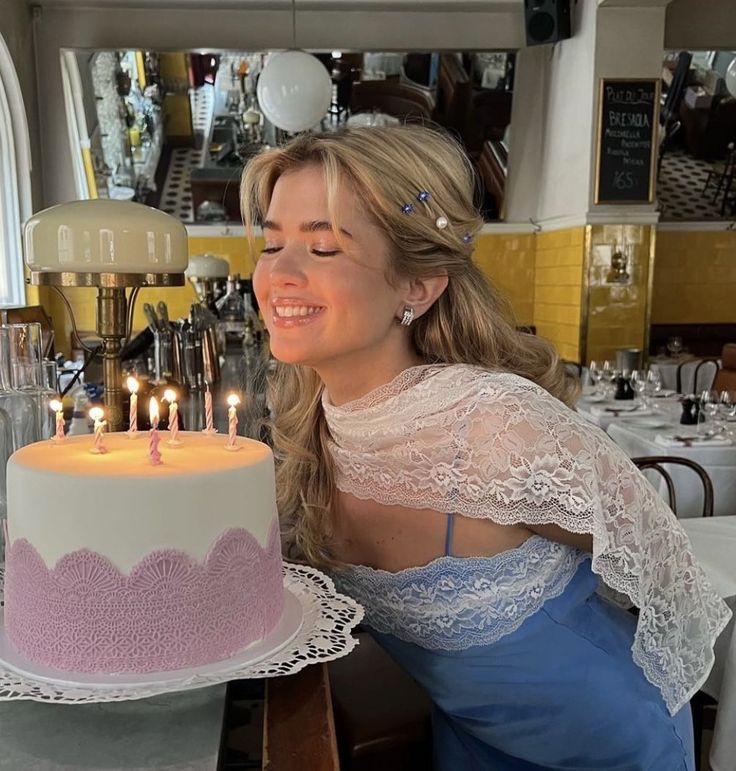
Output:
[{"xmin": 332, "ymin": 516, "xmax": 695, "ymax": 770}]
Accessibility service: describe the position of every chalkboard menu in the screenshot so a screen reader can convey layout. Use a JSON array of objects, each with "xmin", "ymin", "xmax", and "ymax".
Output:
[{"xmin": 594, "ymin": 79, "xmax": 659, "ymax": 204}]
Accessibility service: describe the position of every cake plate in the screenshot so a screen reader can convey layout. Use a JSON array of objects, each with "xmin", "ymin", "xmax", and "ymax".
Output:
[{"xmin": 0, "ymin": 562, "xmax": 364, "ymax": 704}]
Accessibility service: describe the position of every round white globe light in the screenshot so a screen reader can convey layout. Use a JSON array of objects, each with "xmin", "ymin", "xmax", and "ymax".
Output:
[
  {"xmin": 256, "ymin": 51, "xmax": 332, "ymax": 133},
  {"xmin": 726, "ymin": 58, "xmax": 736, "ymax": 99}
]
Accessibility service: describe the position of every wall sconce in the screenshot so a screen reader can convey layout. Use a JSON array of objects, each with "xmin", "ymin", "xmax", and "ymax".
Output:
[{"xmin": 606, "ymin": 241, "xmax": 631, "ymax": 285}]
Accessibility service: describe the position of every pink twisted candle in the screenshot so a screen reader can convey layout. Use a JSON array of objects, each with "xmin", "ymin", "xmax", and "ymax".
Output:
[
  {"xmin": 169, "ymin": 402, "xmax": 179, "ymax": 442},
  {"xmin": 149, "ymin": 397, "xmax": 162, "ymax": 465},
  {"xmin": 129, "ymin": 392, "xmax": 137, "ymax": 433},
  {"xmin": 55, "ymin": 412, "xmax": 65, "ymax": 441},
  {"xmin": 204, "ymin": 389, "xmax": 214, "ymax": 432},
  {"xmin": 92, "ymin": 419, "xmax": 108, "ymax": 454},
  {"xmin": 149, "ymin": 426, "xmax": 162, "ymax": 465},
  {"xmin": 227, "ymin": 404, "xmax": 238, "ymax": 448}
]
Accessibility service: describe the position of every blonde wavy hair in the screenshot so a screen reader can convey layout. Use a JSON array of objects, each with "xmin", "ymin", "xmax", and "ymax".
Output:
[{"xmin": 240, "ymin": 125, "xmax": 579, "ymax": 568}]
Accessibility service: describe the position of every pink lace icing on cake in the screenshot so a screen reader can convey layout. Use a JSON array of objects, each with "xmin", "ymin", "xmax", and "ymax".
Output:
[{"xmin": 3, "ymin": 521, "xmax": 284, "ymax": 674}]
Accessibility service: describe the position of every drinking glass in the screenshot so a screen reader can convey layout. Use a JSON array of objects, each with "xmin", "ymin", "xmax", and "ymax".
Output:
[
  {"xmin": 718, "ymin": 391, "xmax": 736, "ymax": 438},
  {"xmin": 602, "ymin": 360, "xmax": 616, "ymax": 398},
  {"xmin": 36, "ymin": 360, "xmax": 59, "ymax": 441},
  {"xmin": 0, "ymin": 326, "xmax": 39, "ymax": 449},
  {"xmin": 588, "ymin": 360, "xmax": 602, "ymax": 395},
  {"xmin": 666, "ymin": 336, "xmax": 684, "ymax": 358},
  {"xmin": 630, "ymin": 370, "xmax": 648, "ymax": 408},
  {"xmin": 698, "ymin": 389, "xmax": 720, "ymax": 435},
  {"xmin": 7, "ymin": 323, "xmax": 44, "ymax": 392}
]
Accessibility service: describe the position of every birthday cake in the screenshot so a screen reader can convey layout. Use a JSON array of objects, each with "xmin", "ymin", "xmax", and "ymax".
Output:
[{"xmin": 2, "ymin": 431, "xmax": 284, "ymax": 674}]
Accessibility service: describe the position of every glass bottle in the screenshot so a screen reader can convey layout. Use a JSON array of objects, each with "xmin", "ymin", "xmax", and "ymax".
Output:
[
  {"xmin": 216, "ymin": 273, "xmax": 247, "ymax": 351},
  {"xmin": 0, "ymin": 326, "xmax": 40, "ymax": 450}
]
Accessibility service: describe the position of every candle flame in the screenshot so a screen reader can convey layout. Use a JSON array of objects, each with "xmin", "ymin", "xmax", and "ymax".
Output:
[
  {"xmin": 227, "ymin": 393, "xmax": 241, "ymax": 408},
  {"xmin": 89, "ymin": 406, "xmax": 104, "ymax": 422},
  {"xmin": 163, "ymin": 388, "xmax": 177, "ymax": 403},
  {"xmin": 149, "ymin": 397, "xmax": 159, "ymax": 422},
  {"xmin": 49, "ymin": 399, "xmax": 63, "ymax": 412},
  {"xmin": 126, "ymin": 376, "xmax": 139, "ymax": 394}
]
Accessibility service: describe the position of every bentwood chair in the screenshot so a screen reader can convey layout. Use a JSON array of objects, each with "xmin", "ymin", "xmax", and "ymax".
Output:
[
  {"xmin": 676, "ymin": 358, "xmax": 720, "ymax": 394},
  {"xmin": 632, "ymin": 456, "xmax": 714, "ymax": 517}
]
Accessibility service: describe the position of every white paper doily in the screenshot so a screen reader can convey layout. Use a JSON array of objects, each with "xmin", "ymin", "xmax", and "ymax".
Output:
[{"xmin": 0, "ymin": 562, "xmax": 363, "ymax": 703}]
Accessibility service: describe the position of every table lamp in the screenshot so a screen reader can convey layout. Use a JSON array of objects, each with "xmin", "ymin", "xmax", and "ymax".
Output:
[{"xmin": 23, "ymin": 199, "xmax": 188, "ymax": 431}]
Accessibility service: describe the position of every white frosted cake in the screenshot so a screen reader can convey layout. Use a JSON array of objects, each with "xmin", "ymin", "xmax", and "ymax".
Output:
[{"xmin": 2, "ymin": 431, "xmax": 284, "ymax": 674}]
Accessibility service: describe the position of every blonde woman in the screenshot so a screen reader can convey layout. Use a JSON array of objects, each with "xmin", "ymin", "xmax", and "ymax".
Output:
[{"xmin": 241, "ymin": 125, "xmax": 728, "ymax": 770}]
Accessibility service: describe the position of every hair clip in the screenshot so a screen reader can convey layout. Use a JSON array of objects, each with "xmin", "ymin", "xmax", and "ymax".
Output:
[
  {"xmin": 435, "ymin": 216, "xmax": 448, "ymax": 230},
  {"xmin": 401, "ymin": 203, "xmax": 415, "ymax": 214},
  {"xmin": 416, "ymin": 190, "xmax": 430, "ymax": 203},
  {"xmin": 462, "ymin": 233, "xmax": 473, "ymax": 244}
]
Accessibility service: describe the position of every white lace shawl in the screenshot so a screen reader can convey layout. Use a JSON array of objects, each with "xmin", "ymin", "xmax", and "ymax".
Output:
[{"xmin": 321, "ymin": 364, "xmax": 732, "ymax": 715}]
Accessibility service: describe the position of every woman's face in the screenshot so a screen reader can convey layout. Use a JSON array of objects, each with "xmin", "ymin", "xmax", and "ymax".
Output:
[{"xmin": 253, "ymin": 164, "xmax": 415, "ymax": 386}]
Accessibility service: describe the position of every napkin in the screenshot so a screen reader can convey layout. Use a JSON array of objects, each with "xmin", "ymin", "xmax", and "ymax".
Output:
[{"xmin": 654, "ymin": 432, "xmax": 733, "ymax": 448}]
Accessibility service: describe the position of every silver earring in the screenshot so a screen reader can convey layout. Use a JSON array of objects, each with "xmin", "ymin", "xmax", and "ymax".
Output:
[{"xmin": 400, "ymin": 307, "xmax": 415, "ymax": 326}]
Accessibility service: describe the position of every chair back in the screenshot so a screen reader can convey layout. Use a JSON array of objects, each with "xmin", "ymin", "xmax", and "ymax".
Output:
[
  {"xmin": 632, "ymin": 456, "xmax": 713, "ymax": 517},
  {"xmin": 713, "ymin": 343, "xmax": 736, "ymax": 393},
  {"xmin": 676, "ymin": 357, "xmax": 720, "ymax": 393},
  {"xmin": 350, "ymin": 80, "xmax": 434, "ymax": 122}
]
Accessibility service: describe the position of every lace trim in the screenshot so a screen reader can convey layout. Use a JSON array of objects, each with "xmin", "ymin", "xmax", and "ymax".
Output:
[
  {"xmin": 322, "ymin": 364, "xmax": 733, "ymax": 714},
  {"xmin": 3, "ymin": 522, "xmax": 284, "ymax": 674},
  {"xmin": 332, "ymin": 536, "xmax": 588, "ymax": 650}
]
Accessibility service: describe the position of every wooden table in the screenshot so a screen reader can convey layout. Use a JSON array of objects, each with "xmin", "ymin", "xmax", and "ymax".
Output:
[{"xmin": 263, "ymin": 664, "xmax": 340, "ymax": 771}]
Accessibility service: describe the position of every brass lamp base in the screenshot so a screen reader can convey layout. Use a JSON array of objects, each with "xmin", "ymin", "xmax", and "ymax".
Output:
[{"xmin": 28, "ymin": 271, "xmax": 186, "ymax": 431}]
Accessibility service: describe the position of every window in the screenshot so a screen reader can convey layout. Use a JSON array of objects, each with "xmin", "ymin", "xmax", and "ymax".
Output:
[{"xmin": 0, "ymin": 33, "xmax": 32, "ymax": 307}]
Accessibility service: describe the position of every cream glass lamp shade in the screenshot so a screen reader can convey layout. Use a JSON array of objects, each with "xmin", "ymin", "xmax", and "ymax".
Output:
[
  {"xmin": 256, "ymin": 51, "xmax": 332, "ymax": 133},
  {"xmin": 23, "ymin": 200, "xmax": 188, "ymax": 274},
  {"xmin": 185, "ymin": 253, "xmax": 230, "ymax": 279}
]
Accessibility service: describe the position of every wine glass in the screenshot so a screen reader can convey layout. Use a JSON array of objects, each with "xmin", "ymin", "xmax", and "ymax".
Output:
[
  {"xmin": 666, "ymin": 336, "xmax": 684, "ymax": 358},
  {"xmin": 698, "ymin": 389, "xmax": 720, "ymax": 435},
  {"xmin": 647, "ymin": 367, "xmax": 663, "ymax": 396},
  {"xmin": 718, "ymin": 391, "xmax": 736, "ymax": 438},
  {"xmin": 588, "ymin": 360, "xmax": 602, "ymax": 396},
  {"xmin": 630, "ymin": 370, "xmax": 648, "ymax": 408},
  {"xmin": 602, "ymin": 360, "xmax": 616, "ymax": 398}
]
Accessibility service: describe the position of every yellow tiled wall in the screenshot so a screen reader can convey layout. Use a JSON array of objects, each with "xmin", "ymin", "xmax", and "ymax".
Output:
[
  {"xmin": 651, "ymin": 231, "xmax": 736, "ymax": 324},
  {"xmin": 533, "ymin": 228, "xmax": 585, "ymax": 363},
  {"xmin": 472, "ymin": 233, "xmax": 535, "ymax": 327},
  {"xmin": 585, "ymin": 225, "xmax": 653, "ymax": 365}
]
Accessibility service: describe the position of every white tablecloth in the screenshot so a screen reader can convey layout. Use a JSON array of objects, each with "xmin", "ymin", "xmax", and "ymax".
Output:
[
  {"xmin": 650, "ymin": 356, "xmax": 721, "ymax": 394},
  {"xmin": 680, "ymin": 517, "xmax": 736, "ymax": 771},
  {"xmin": 606, "ymin": 422, "xmax": 736, "ymax": 518}
]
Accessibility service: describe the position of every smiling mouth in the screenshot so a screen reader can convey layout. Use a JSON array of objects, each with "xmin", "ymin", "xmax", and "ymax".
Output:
[{"xmin": 273, "ymin": 305, "xmax": 324, "ymax": 318}]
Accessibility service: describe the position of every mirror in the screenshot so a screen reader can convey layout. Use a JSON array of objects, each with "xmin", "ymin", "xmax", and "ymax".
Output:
[{"xmin": 65, "ymin": 49, "xmax": 516, "ymax": 224}]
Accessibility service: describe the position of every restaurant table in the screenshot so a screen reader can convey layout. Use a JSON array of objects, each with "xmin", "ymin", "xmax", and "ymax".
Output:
[
  {"xmin": 679, "ymin": 516, "xmax": 736, "ymax": 771},
  {"xmin": 0, "ymin": 684, "xmax": 227, "ymax": 770},
  {"xmin": 606, "ymin": 421, "xmax": 736, "ymax": 518}
]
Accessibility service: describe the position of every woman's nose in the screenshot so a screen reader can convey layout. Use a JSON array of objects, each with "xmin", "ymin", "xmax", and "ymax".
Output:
[{"xmin": 268, "ymin": 249, "xmax": 307, "ymax": 287}]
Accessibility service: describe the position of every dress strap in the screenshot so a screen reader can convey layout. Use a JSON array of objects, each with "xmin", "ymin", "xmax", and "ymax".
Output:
[{"xmin": 444, "ymin": 513, "xmax": 455, "ymax": 557}]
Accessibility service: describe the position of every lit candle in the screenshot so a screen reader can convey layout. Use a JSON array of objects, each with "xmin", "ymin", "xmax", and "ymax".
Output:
[
  {"xmin": 126, "ymin": 376, "xmax": 139, "ymax": 437},
  {"xmin": 49, "ymin": 398, "xmax": 65, "ymax": 442},
  {"xmin": 89, "ymin": 406, "xmax": 108, "ymax": 454},
  {"xmin": 203, "ymin": 383, "xmax": 216, "ymax": 435},
  {"xmin": 225, "ymin": 393, "xmax": 240, "ymax": 451},
  {"xmin": 149, "ymin": 397, "xmax": 162, "ymax": 465},
  {"xmin": 164, "ymin": 388, "xmax": 182, "ymax": 447}
]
